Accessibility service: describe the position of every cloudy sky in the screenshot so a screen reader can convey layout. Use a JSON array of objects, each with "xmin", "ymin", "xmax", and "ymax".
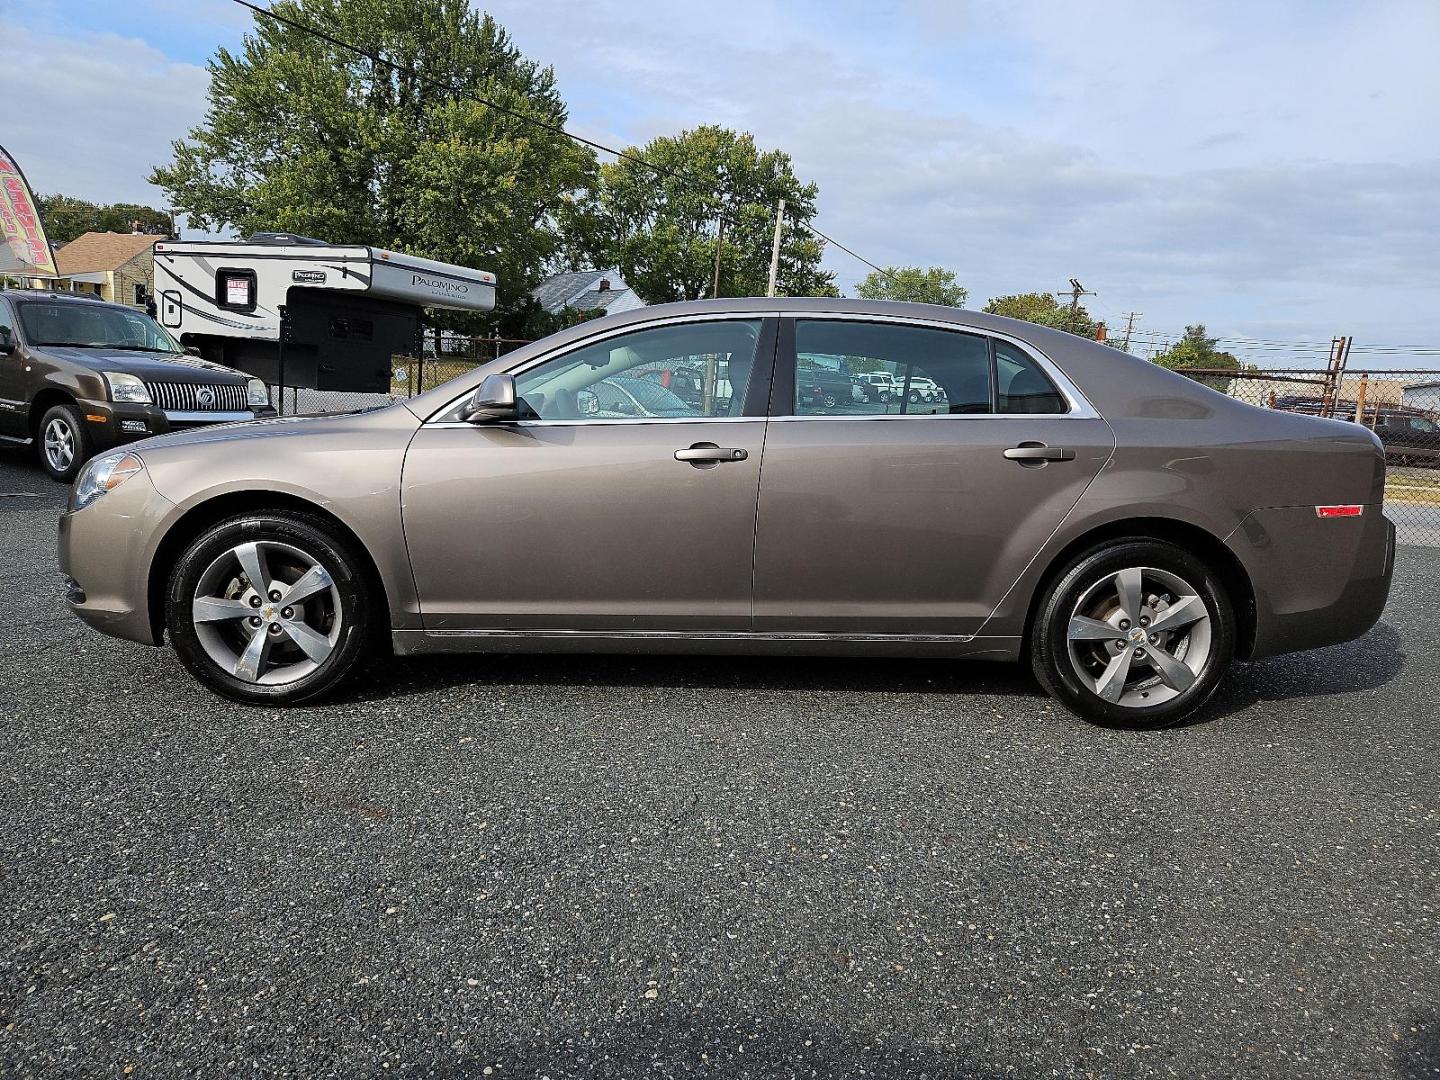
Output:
[{"xmin": 3, "ymin": 0, "xmax": 1438, "ymax": 365}]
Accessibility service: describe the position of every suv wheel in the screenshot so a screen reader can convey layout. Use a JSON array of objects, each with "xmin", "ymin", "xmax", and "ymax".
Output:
[
  {"xmin": 165, "ymin": 512, "xmax": 374, "ymax": 704},
  {"xmin": 38, "ymin": 403, "xmax": 93, "ymax": 483},
  {"xmin": 822, "ymin": 392, "xmax": 838, "ymax": 408},
  {"xmin": 1030, "ymin": 540, "xmax": 1235, "ymax": 728}
]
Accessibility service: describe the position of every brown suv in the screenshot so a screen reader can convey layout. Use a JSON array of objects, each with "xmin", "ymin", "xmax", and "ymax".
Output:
[{"xmin": 0, "ymin": 289, "xmax": 274, "ymax": 481}]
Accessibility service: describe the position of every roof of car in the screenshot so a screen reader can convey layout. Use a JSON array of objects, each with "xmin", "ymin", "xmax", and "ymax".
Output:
[{"xmin": 0, "ymin": 288, "xmax": 110, "ymax": 304}]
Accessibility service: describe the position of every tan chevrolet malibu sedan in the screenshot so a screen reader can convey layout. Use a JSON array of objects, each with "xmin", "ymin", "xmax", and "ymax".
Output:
[{"xmin": 58, "ymin": 298, "xmax": 1394, "ymax": 728}]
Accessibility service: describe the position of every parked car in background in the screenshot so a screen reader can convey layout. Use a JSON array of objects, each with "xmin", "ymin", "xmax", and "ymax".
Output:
[
  {"xmin": 0, "ymin": 289, "xmax": 273, "ymax": 481},
  {"xmin": 796, "ymin": 364, "xmax": 860, "ymax": 408},
  {"xmin": 1370, "ymin": 410, "xmax": 1440, "ymax": 466},
  {"xmin": 60, "ymin": 298, "xmax": 1394, "ymax": 729},
  {"xmin": 904, "ymin": 375, "xmax": 945, "ymax": 403},
  {"xmin": 853, "ymin": 371, "xmax": 899, "ymax": 403}
]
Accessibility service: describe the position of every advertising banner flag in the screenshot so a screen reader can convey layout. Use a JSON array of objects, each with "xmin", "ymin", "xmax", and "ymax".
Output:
[{"xmin": 0, "ymin": 144, "xmax": 57, "ymax": 276}]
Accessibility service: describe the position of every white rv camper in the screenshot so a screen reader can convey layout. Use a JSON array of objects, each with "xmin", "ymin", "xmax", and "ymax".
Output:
[{"xmin": 152, "ymin": 234, "xmax": 496, "ymax": 393}]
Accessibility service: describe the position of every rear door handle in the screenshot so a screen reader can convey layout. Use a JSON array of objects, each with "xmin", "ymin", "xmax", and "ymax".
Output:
[
  {"xmin": 1003, "ymin": 443, "xmax": 1076, "ymax": 462},
  {"xmin": 675, "ymin": 444, "xmax": 748, "ymax": 464}
]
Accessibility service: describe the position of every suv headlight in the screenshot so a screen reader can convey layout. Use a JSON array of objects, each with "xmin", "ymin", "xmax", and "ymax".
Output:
[
  {"xmin": 246, "ymin": 378, "xmax": 270, "ymax": 407},
  {"xmin": 104, "ymin": 371, "xmax": 152, "ymax": 404},
  {"xmin": 72, "ymin": 451, "xmax": 145, "ymax": 512}
]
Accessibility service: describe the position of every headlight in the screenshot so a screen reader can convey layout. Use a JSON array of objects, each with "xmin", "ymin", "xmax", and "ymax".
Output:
[
  {"xmin": 246, "ymin": 378, "xmax": 270, "ymax": 407},
  {"xmin": 71, "ymin": 451, "xmax": 145, "ymax": 511},
  {"xmin": 104, "ymin": 372, "xmax": 152, "ymax": 404}
]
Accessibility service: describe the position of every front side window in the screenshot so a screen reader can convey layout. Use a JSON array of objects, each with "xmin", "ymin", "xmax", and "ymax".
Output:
[
  {"xmin": 514, "ymin": 319, "xmax": 762, "ymax": 421},
  {"xmin": 17, "ymin": 301, "xmax": 182, "ymax": 353},
  {"xmin": 792, "ymin": 320, "xmax": 992, "ymax": 416}
]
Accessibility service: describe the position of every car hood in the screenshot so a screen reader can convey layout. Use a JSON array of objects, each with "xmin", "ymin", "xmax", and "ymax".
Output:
[
  {"xmin": 37, "ymin": 346, "xmax": 249, "ymax": 383},
  {"xmin": 128, "ymin": 404, "xmax": 420, "ymax": 454}
]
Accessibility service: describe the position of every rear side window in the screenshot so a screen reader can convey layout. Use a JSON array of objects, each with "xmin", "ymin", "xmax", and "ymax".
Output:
[
  {"xmin": 995, "ymin": 341, "xmax": 1067, "ymax": 414},
  {"xmin": 792, "ymin": 320, "xmax": 991, "ymax": 416}
]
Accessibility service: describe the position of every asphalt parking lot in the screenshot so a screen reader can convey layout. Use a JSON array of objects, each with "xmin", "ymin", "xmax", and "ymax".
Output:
[{"xmin": 1, "ymin": 447, "xmax": 1437, "ymax": 1080}]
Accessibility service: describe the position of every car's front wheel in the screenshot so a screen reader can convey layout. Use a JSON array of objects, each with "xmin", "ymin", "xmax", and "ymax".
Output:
[
  {"xmin": 38, "ymin": 403, "xmax": 93, "ymax": 483},
  {"xmin": 165, "ymin": 512, "xmax": 374, "ymax": 704},
  {"xmin": 1030, "ymin": 540, "xmax": 1235, "ymax": 728}
]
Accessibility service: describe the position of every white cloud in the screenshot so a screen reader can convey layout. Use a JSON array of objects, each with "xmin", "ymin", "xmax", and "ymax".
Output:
[{"xmin": 0, "ymin": 21, "xmax": 208, "ymax": 205}]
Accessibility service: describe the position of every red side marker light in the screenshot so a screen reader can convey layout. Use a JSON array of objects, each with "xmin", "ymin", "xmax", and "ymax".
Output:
[{"xmin": 1315, "ymin": 505, "xmax": 1364, "ymax": 518}]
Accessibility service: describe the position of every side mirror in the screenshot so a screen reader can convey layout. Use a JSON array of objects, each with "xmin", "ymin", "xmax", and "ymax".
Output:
[
  {"xmin": 184, "ymin": 345, "xmax": 202, "ymax": 357},
  {"xmin": 464, "ymin": 373, "xmax": 519, "ymax": 423},
  {"xmin": 0, "ymin": 328, "xmax": 14, "ymax": 356}
]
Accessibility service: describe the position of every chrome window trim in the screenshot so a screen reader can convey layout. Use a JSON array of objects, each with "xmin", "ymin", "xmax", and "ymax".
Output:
[
  {"xmin": 427, "ymin": 415, "xmax": 764, "ymax": 429},
  {"xmin": 766, "ymin": 412, "xmax": 1100, "ymax": 424},
  {"xmin": 786, "ymin": 311, "xmax": 1100, "ymax": 421},
  {"xmin": 426, "ymin": 311, "xmax": 782, "ymax": 425}
]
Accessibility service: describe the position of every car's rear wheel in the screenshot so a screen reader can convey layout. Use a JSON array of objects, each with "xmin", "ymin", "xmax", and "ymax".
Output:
[
  {"xmin": 908, "ymin": 389, "xmax": 921, "ymax": 403},
  {"xmin": 165, "ymin": 512, "xmax": 373, "ymax": 704},
  {"xmin": 1030, "ymin": 540, "xmax": 1235, "ymax": 728},
  {"xmin": 38, "ymin": 403, "xmax": 92, "ymax": 483},
  {"xmin": 822, "ymin": 391, "xmax": 838, "ymax": 408}
]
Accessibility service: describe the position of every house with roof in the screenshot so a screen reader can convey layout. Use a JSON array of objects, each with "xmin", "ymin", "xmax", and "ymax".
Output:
[
  {"xmin": 23, "ymin": 230, "xmax": 161, "ymax": 307},
  {"xmin": 1402, "ymin": 380, "xmax": 1440, "ymax": 415},
  {"xmin": 531, "ymin": 269, "xmax": 645, "ymax": 318}
]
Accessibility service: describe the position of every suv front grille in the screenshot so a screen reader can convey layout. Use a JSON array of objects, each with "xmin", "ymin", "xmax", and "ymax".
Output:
[{"xmin": 144, "ymin": 381, "xmax": 248, "ymax": 412}]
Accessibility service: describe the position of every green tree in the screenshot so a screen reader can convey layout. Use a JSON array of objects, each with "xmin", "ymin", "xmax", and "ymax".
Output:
[
  {"xmin": 586, "ymin": 125, "xmax": 836, "ymax": 303},
  {"xmin": 983, "ymin": 291, "xmax": 1099, "ymax": 338},
  {"xmin": 854, "ymin": 265, "xmax": 967, "ymax": 307},
  {"xmin": 38, "ymin": 195, "xmax": 172, "ymax": 244},
  {"xmin": 1152, "ymin": 324, "xmax": 1246, "ymax": 389},
  {"xmin": 149, "ymin": 0, "xmax": 594, "ymax": 333}
]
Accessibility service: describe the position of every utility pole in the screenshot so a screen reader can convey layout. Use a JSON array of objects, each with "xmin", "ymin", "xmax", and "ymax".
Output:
[
  {"xmin": 711, "ymin": 217, "xmax": 725, "ymax": 299},
  {"xmin": 1120, "ymin": 311, "xmax": 1142, "ymax": 352},
  {"xmin": 766, "ymin": 199, "xmax": 786, "ymax": 298},
  {"xmin": 1056, "ymin": 278, "xmax": 1095, "ymax": 331}
]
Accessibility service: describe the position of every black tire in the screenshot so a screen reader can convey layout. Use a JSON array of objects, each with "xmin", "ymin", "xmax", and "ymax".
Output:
[
  {"xmin": 165, "ymin": 512, "xmax": 374, "ymax": 705},
  {"xmin": 37, "ymin": 402, "xmax": 93, "ymax": 483},
  {"xmin": 908, "ymin": 389, "xmax": 921, "ymax": 403},
  {"xmin": 1030, "ymin": 539, "xmax": 1236, "ymax": 729}
]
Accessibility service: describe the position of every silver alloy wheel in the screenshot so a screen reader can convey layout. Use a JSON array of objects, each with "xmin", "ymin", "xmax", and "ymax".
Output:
[
  {"xmin": 191, "ymin": 540, "xmax": 341, "ymax": 686},
  {"xmin": 1065, "ymin": 566, "xmax": 1213, "ymax": 708},
  {"xmin": 43, "ymin": 417, "xmax": 75, "ymax": 473}
]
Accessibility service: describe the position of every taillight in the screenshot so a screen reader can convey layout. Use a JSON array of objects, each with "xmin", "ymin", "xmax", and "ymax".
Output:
[{"xmin": 1315, "ymin": 505, "xmax": 1364, "ymax": 518}]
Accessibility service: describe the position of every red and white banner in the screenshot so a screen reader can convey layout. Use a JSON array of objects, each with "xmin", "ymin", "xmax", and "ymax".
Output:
[{"xmin": 0, "ymin": 144, "xmax": 56, "ymax": 276}]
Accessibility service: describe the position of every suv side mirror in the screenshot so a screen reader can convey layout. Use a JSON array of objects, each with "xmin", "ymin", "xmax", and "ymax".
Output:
[
  {"xmin": 0, "ymin": 327, "xmax": 14, "ymax": 356},
  {"xmin": 464, "ymin": 373, "xmax": 519, "ymax": 423}
]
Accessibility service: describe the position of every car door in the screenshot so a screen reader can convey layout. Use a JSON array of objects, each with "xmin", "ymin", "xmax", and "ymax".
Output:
[
  {"xmin": 402, "ymin": 316, "xmax": 775, "ymax": 632},
  {"xmin": 0, "ymin": 298, "xmax": 27, "ymax": 437},
  {"xmin": 752, "ymin": 316, "xmax": 1114, "ymax": 637}
]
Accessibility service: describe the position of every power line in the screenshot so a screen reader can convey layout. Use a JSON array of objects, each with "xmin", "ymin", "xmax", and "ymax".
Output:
[{"xmin": 229, "ymin": 0, "xmax": 903, "ymax": 287}]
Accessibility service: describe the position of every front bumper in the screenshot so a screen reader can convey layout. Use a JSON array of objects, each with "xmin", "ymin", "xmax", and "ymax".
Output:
[
  {"xmin": 81, "ymin": 397, "xmax": 277, "ymax": 451},
  {"xmin": 1226, "ymin": 504, "xmax": 1395, "ymax": 659},
  {"xmin": 58, "ymin": 465, "xmax": 176, "ymax": 646}
]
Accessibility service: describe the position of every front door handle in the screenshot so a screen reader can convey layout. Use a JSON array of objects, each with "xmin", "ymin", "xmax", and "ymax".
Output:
[
  {"xmin": 675, "ymin": 444, "xmax": 748, "ymax": 466},
  {"xmin": 1003, "ymin": 443, "xmax": 1076, "ymax": 463}
]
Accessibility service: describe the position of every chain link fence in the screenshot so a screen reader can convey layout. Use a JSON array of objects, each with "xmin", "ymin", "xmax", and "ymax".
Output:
[
  {"xmin": 269, "ymin": 335, "xmax": 532, "ymax": 416},
  {"xmin": 1176, "ymin": 367, "xmax": 1440, "ymax": 547}
]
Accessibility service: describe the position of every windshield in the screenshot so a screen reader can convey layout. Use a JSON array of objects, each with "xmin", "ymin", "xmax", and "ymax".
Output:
[{"xmin": 17, "ymin": 300, "xmax": 182, "ymax": 353}]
